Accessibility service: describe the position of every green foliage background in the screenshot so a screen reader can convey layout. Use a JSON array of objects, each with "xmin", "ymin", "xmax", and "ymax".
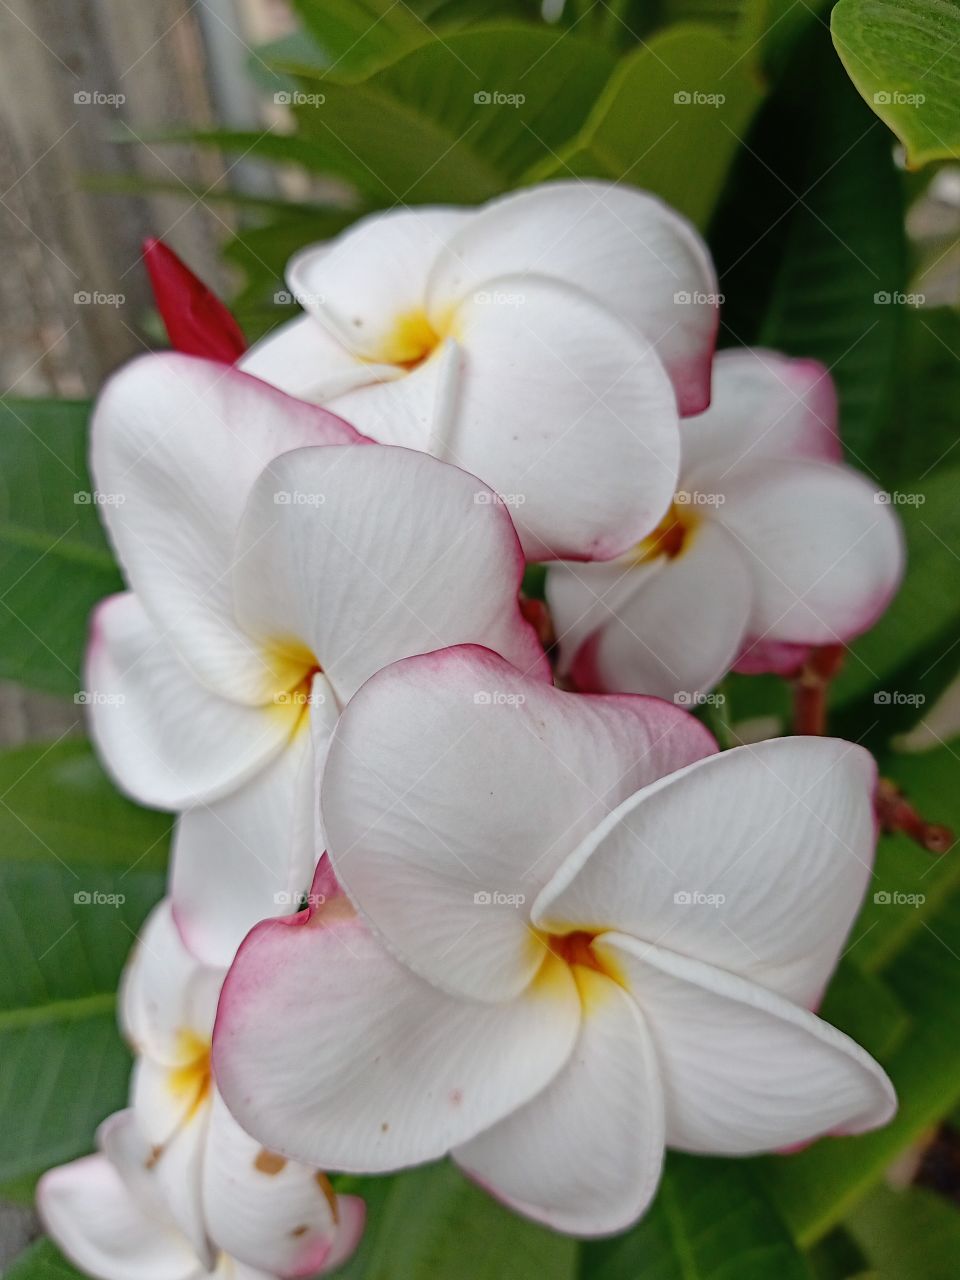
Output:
[{"xmin": 2, "ymin": 0, "xmax": 959, "ymax": 1275}]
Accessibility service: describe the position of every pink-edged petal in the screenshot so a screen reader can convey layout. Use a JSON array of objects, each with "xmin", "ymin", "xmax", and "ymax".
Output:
[
  {"xmin": 213, "ymin": 876, "xmax": 580, "ymax": 1173},
  {"xmin": 231, "ymin": 445, "xmax": 548, "ymax": 707},
  {"xmin": 331, "ymin": 276, "xmax": 680, "ymax": 562},
  {"xmin": 120, "ymin": 901, "xmax": 223, "ymax": 1063},
  {"xmin": 550, "ymin": 521, "xmax": 753, "ymax": 698},
  {"xmin": 681, "ymin": 349, "xmax": 841, "ymax": 490},
  {"xmin": 597, "ymin": 934, "xmax": 895, "ymax": 1154},
  {"xmin": 733, "ymin": 636, "xmax": 813, "ymax": 677},
  {"xmin": 170, "ymin": 711, "xmax": 324, "ymax": 968},
  {"xmin": 238, "ymin": 313, "xmax": 398, "ymax": 403},
  {"xmin": 38, "ymin": 1153, "xmax": 200, "ymax": 1280},
  {"xmin": 536, "ymin": 738, "xmax": 877, "ymax": 1008},
  {"xmin": 90, "ymin": 354, "xmax": 362, "ymax": 703},
  {"xmin": 455, "ymin": 966, "xmax": 664, "ymax": 1236},
  {"xmin": 716, "ymin": 460, "xmax": 905, "ymax": 644},
  {"xmin": 287, "ymin": 206, "xmax": 472, "ymax": 359},
  {"xmin": 203, "ymin": 1090, "xmax": 364, "ymax": 1278},
  {"xmin": 87, "ymin": 593, "xmax": 298, "ymax": 811},
  {"xmin": 322, "ymin": 644, "xmax": 715, "ymax": 1003},
  {"xmin": 427, "ymin": 181, "xmax": 718, "ymax": 415}
]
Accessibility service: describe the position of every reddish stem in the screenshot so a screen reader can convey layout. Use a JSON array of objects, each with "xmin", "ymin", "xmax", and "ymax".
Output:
[
  {"xmin": 876, "ymin": 777, "xmax": 954, "ymax": 854},
  {"xmin": 792, "ymin": 644, "xmax": 845, "ymax": 735}
]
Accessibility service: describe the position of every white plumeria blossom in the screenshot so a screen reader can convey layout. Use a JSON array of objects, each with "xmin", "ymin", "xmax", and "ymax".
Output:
[
  {"xmin": 86, "ymin": 354, "xmax": 547, "ymax": 965},
  {"xmin": 240, "ymin": 182, "xmax": 721, "ymax": 561},
  {"xmin": 39, "ymin": 902, "xmax": 364, "ymax": 1280},
  {"xmin": 547, "ymin": 349, "xmax": 905, "ymax": 699},
  {"xmin": 214, "ymin": 646, "xmax": 895, "ymax": 1237}
]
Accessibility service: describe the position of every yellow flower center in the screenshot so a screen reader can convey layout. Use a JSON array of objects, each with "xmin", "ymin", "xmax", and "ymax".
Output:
[
  {"xmin": 630, "ymin": 501, "xmax": 698, "ymax": 565},
  {"xmin": 167, "ymin": 1030, "xmax": 212, "ymax": 1122}
]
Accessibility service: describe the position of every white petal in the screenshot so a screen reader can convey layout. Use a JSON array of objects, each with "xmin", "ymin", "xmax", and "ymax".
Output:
[
  {"xmin": 287, "ymin": 206, "xmax": 472, "ymax": 358},
  {"xmin": 427, "ymin": 181, "xmax": 718, "ymax": 415},
  {"xmin": 680, "ymin": 348, "xmax": 842, "ymax": 490},
  {"xmin": 120, "ymin": 901, "xmax": 223, "ymax": 1064},
  {"xmin": 203, "ymin": 1089, "xmax": 363, "ymax": 1278},
  {"xmin": 87, "ymin": 593, "xmax": 298, "ymax": 810},
  {"xmin": 597, "ymin": 934, "xmax": 896, "ymax": 1154},
  {"xmin": 536, "ymin": 738, "xmax": 877, "ymax": 1008},
  {"xmin": 322, "ymin": 645, "xmax": 715, "ymax": 1003},
  {"xmin": 238, "ymin": 313, "xmax": 397, "ymax": 402},
  {"xmin": 170, "ymin": 715, "xmax": 323, "ymax": 968},
  {"xmin": 455, "ymin": 967, "xmax": 664, "ymax": 1236},
  {"xmin": 331, "ymin": 275, "xmax": 681, "ymax": 561},
  {"xmin": 213, "ymin": 877, "xmax": 580, "ymax": 1173},
  {"xmin": 38, "ymin": 1154, "xmax": 199, "ymax": 1280},
  {"xmin": 231, "ymin": 444, "xmax": 548, "ymax": 707},
  {"xmin": 90, "ymin": 354, "xmax": 361, "ymax": 703},
  {"xmin": 548, "ymin": 520, "xmax": 753, "ymax": 698},
  {"xmin": 716, "ymin": 460, "xmax": 905, "ymax": 643}
]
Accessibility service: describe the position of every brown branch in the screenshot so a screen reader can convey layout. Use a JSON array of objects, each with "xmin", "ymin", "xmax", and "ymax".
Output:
[
  {"xmin": 792, "ymin": 644, "xmax": 846, "ymax": 736},
  {"xmin": 876, "ymin": 777, "xmax": 955, "ymax": 854}
]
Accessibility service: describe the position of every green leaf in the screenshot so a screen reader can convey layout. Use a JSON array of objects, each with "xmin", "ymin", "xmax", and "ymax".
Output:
[
  {"xmin": 879, "ymin": 306, "xmax": 960, "ymax": 484},
  {"xmin": 818, "ymin": 959, "xmax": 910, "ymax": 1062},
  {"xmin": 582, "ymin": 1152, "xmax": 809, "ymax": 1279},
  {"xmin": 0, "ymin": 856, "xmax": 163, "ymax": 1186},
  {"xmin": 0, "ymin": 738, "xmax": 170, "ymax": 873},
  {"xmin": 285, "ymin": 25, "xmax": 616, "ymax": 204},
  {"xmin": 290, "ymin": 0, "xmax": 427, "ymax": 77},
  {"xmin": 527, "ymin": 26, "xmax": 765, "ymax": 229},
  {"xmin": 846, "ymin": 1182, "xmax": 960, "ymax": 1278},
  {"xmin": 0, "ymin": 399, "xmax": 121, "ymax": 698},
  {"xmin": 711, "ymin": 19, "xmax": 906, "ymax": 459},
  {"xmin": 832, "ymin": 0, "xmax": 960, "ymax": 168},
  {"xmin": 4, "ymin": 1240, "xmax": 86, "ymax": 1280},
  {"xmin": 339, "ymin": 1161, "xmax": 578, "ymax": 1279}
]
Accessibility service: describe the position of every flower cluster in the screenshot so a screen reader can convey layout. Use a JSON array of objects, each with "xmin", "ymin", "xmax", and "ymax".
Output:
[{"xmin": 41, "ymin": 181, "xmax": 902, "ymax": 1271}]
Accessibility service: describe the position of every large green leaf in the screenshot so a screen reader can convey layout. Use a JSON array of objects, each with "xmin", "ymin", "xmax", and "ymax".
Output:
[
  {"xmin": 0, "ymin": 858, "xmax": 163, "ymax": 1186},
  {"xmin": 710, "ymin": 19, "xmax": 906, "ymax": 459},
  {"xmin": 528, "ymin": 26, "xmax": 765, "ymax": 228},
  {"xmin": 0, "ymin": 739, "xmax": 168, "ymax": 1187},
  {"xmin": 846, "ymin": 1182, "xmax": 960, "ymax": 1278},
  {"xmin": 282, "ymin": 25, "xmax": 616, "ymax": 204},
  {"xmin": 338, "ymin": 1161, "xmax": 577, "ymax": 1279},
  {"xmin": 582, "ymin": 1153, "xmax": 810, "ymax": 1279},
  {"xmin": 0, "ymin": 399, "xmax": 120, "ymax": 698},
  {"xmin": 832, "ymin": 0, "xmax": 960, "ymax": 168}
]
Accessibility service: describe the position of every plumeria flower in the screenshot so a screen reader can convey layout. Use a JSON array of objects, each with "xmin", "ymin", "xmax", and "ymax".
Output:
[
  {"xmin": 214, "ymin": 646, "xmax": 894, "ymax": 1236},
  {"xmin": 87, "ymin": 355, "xmax": 546, "ymax": 965},
  {"xmin": 547, "ymin": 350, "xmax": 905, "ymax": 699},
  {"xmin": 39, "ymin": 903, "xmax": 363, "ymax": 1280},
  {"xmin": 240, "ymin": 181, "xmax": 721, "ymax": 560}
]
